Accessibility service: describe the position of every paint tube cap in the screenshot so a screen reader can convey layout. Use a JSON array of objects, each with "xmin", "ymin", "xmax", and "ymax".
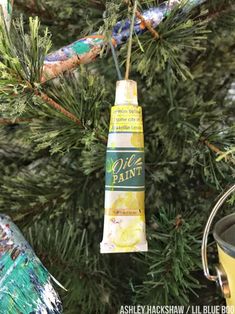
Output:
[{"xmin": 115, "ymin": 80, "xmax": 138, "ymax": 106}]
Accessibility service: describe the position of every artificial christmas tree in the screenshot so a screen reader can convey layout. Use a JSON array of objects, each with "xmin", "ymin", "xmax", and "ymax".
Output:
[{"xmin": 0, "ymin": 0, "xmax": 235, "ymax": 313}]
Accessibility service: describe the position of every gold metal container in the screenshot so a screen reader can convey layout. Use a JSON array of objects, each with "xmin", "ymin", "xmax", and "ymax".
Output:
[{"xmin": 202, "ymin": 184, "xmax": 235, "ymax": 307}]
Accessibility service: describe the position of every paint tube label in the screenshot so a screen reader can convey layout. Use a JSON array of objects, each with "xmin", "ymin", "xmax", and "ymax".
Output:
[
  {"xmin": 105, "ymin": 149, "xmax": 145, "ymax": 192},
  {"xmin": 109, "ymin": 106, "xmax": 143, "ymax": 133}
]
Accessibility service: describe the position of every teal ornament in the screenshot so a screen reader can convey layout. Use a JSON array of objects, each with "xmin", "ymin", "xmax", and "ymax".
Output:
[{"xmin": 0, "ymin": 215, "xmax": 62, "ymax": 314}]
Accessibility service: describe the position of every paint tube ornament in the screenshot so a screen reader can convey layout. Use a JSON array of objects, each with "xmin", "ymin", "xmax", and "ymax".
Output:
[
  {"xmin": 0, "ymin": 214, "xmax": 62, "ymax": 313},
  {"xmin": 100, "ymin": 80, "xmax": 148, "ymax": 253}
]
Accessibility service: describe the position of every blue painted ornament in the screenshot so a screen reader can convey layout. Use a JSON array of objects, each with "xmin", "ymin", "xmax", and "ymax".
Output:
[
  {"xmin": 0, "ymin": 215, "xmax": 62, "ymax": 314},
  {"xmin": 42, "ymin": 0, "xmax": 206, "ymax": 81}
]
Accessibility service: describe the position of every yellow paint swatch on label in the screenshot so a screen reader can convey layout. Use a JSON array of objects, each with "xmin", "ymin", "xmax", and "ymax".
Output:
[{"xmin": 113, "ymin": 217, "xmax": 144, "ymax": 248}]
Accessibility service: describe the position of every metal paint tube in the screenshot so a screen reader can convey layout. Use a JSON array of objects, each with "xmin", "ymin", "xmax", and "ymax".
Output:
[
  {"xmin": 0, "ymin": 0, "xmax": 13, "ymax": 31},
  {"xmin": 100, "ymin": 80, "xmax": 148, "ymax": 253},
  {"xmin": 0, "ymin": 214, "xmax": 62, "ymax": 313}
]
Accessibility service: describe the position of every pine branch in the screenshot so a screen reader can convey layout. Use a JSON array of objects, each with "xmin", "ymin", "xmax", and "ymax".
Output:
[
  {"xmin": 34, "ymin": 90, "xmax": 82, "ymax": 126},
  {"xmin": 14, "ymin": 0, "xmax": 54, "ymax": 21},
  {"xmin": 132, "ymin": 208, "xmax": 202, "ymax": 305},
  {"xmin": 200, "ymin": 137, "xmax": 235, "ymax": 165},
  {"xmin": 207, "ymin": 3, "xmax": 234, "ymax": 21},
  {"xmin": 25, "ymin": 221, "xmax": 122, "ymax": 313},
  {"xmin": 0, "ymin": 118, "xmax": 32, "ymax": 125},
  {"xmin": 0, "ymin": 17, "xmax": 84, "ymax": 127},
  {"xmin": 202, "ymin": 138, "xmax": 223, "ymax": 155},
  {"xmin": 13, "ymin": 195, "xmax": 66, "ymax": 223}
]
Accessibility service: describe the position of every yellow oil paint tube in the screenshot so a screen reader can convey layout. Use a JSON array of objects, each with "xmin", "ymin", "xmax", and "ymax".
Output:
[{"xmin": 100, "ymin": 80, "xmax": 148, "ymax": 253}]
